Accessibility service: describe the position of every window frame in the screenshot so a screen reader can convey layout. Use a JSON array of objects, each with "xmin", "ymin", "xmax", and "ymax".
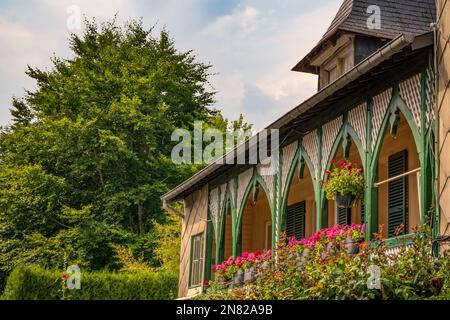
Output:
[
  {"xmin": 189, "ymin": 232, "xmax": 204, "ymax": 288},
  {"xmin": 286, "ymin": 201, "xmax": 306, "ymax": 240}
]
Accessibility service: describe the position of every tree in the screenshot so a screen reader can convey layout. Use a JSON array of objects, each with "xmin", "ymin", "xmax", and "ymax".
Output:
[{"xmin": 0, "ymin": 18, "xmax": 251, "ymax": 283}]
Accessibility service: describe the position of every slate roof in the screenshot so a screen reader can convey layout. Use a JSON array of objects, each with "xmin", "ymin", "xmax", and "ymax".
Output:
[{"xmin": 293, "ymin": 0, "xmax": 436, "ymax": 72}]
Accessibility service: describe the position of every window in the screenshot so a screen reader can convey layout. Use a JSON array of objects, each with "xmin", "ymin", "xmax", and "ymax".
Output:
[
  {"xmin": 189, "ymin": 233, "xmax": 204, "ymax": 287},
  {"xmin": 328, "ymin": 66, "xmax": 338, "ymax": 83},
  {"xmin": 388, "ymin": 150, "xmax": 409, "ymax": 237},
  {"xmin": 360, "ymin": 204, "xmax": 365, "ymax": 224},
  {"xmin": 337, "ymin": 207, "xmax": 352, "ymax": 226},
  {"xmin": 286, "ymin": 201, "xmax": 306, "ymax": 240}
]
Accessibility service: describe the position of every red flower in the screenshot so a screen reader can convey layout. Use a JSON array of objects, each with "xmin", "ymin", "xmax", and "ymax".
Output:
[
  {"xmin": 338, "ymin": 160, "xmax": 345, "ymax": 167},
  {"xmin": 325, "ymin": 170, "xmax": 331, "ymax": 175},
  {"xmin": 203, "ymin": 280, "xmax": 209, "ymax": 287},
  {"xmin": 329, "ymin": 160, "xmax": 335, "ymax": 164}
]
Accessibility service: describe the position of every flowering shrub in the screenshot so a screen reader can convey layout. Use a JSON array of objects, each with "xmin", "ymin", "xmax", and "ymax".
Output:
[
  {"xmin": 213, "ymin": 250, "xmax": 272, "ymax": 281},
  {"xmin": 201, "ymin": 223, "xmax": 450, "ymax": 300},
  {"xmin": 323, "ymin": 160, "xmax": 364, "ymax": 203},
  {"xmin": 288, "ymin": 224, "xmax": 365, "ymax": 248},
  {"xmin": 212, "ymin": 225, "xmax": 365, "ymax": 283}
]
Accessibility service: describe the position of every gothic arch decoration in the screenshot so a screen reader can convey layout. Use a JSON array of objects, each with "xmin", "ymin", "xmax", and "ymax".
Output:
[
  {"xmin": 348, "ymin": 103, "xmax": 367, "ymax": 152},
  {"xmin": 207, "ymin": 180, "xmax": 235, "ymax": 248},
  {"xmin": 321, "ymin": 116, "xmax": 343, "ymax": 175},
  {"xmin": 399, "ymin": 74, "xmax": 422, "ymax": 133},
  {"xmin": 281, "ymin": 141, "xmax": 299, "ymax": 197},
  {"xmin": 209, "ymin": 187, "xmax": 221, "ymax": 239},
  {"xmin": 302, "ymin": 130, "xmax": 320, "ymax": 180},
  {"xmin": 371, "ymin": 88, "xmax": 393, "ymax": 151},
  {"xmin": 279, "ymin": 142, "xmax": 319, "ymax": 229},
  {"xmin": 371, "ymin": 87, "xmax": 422, "ymax": 176},
  {"xmin": 218, "ymin": 181, "xmax": 234, "ymax": 215},
  {"xmin": 218, "ymin": 184, "xmax": 227, "ymax": 218},
  {"xmin": 256, "ymin": 164, "xmax": 275, "ymax": 205},
  {"xmin": 318, "ymin": 119, "xmax": 366, "ymax": 195},
  {"xmin": 234, "ymin": 167, "xmax": 276, "ymax": 252},
  {"xmin": 256, "ymin": 160, "xmax": 279, "ymax": 242},
  {"xmin": 236, "ymin": 168, "xmax": 254, "ymax": 221}
]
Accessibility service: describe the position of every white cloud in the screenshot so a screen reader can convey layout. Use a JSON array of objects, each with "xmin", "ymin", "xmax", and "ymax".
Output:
[
  {"xmin": 201, "ymin": 6, "xmax": 260, "ymax": 37},
  {"xmin": 0, "ymin": 0, "xmax": 343, "ymax": 128},
  {"xmin": 42, "ymin": 0, "xmax": 137, "ymax": 23},
  {"xmin": 0, "ymin": 17, "xmax": 58, "ymax": 74},
  {"xmin": 193, "ymin": 1, "xmax": 341, "ymax": 128},
  {"xmin": 214, "ymin": 72, "xmax": 246, "ymax": 116}
]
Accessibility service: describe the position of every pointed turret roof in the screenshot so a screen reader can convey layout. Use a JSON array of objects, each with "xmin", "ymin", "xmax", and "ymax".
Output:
[{"xmin": 293, "ymin": 0, "xmax": 436, "ymax": 73}]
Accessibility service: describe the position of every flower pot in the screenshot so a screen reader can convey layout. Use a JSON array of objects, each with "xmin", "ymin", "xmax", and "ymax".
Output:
[
  {"xmin": 321, "ymin": 242, "xmax": 336, "ymax": 259},
  {"xmin": 336, "ymin": 193, "xmax": 357, "ymax": 208},
  {"xmin": 298, "ymin": 248, "xmax": 311, "ymax": 269},
  {"xmin": 244, "ymin": 268, "xmax": 254, "ymax": 284},
  {"xmin": 233, "ymin": 270, "xmax": 244, "ymax": 286},
  {"xmin": 344, "ymin": 237, "xmax": 359, "ymax": 255}
]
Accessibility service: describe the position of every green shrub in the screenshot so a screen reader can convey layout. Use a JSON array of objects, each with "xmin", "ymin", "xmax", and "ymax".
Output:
[{"xmin": 3, "ymin": 265, "xmax": 177, "ymax": 300}]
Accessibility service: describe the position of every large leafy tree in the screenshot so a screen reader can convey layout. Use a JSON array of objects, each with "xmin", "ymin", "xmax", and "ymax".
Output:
[{"xmin": 0, "ymin": 19, "xmax": 249, "ymax": 282}]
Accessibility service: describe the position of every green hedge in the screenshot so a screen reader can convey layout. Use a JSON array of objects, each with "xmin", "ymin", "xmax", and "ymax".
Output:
[{"xmin": 3, "ymin": 265, "xmax": 178, "ymax": 300}]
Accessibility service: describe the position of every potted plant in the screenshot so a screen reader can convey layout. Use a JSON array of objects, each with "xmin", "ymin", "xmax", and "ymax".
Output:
[
  {"xmin": 243, "ymin": 268, "xmax": 254, "ymax": 283},
  {"xmin": 344, "ymin": 224, "xmax": 365, "ymax": 255},
  {"xmin": 323, "ymin": 160, "xmax": 364, "ymax": 208},
  {"xmin": 344, "ymin": 237, "xmax": 359, "ymax": 255},
  {"xmin": 233, "ymin": 269, "xmax": 244, "ymax": 285}
]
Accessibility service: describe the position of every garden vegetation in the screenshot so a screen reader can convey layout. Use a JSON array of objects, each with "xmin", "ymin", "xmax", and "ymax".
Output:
[
  {"xmin": 0, "ymin": 18, "xmax": 249, "ymax": 298},
  {"xmin": 201, "ymin": 224, "xmax": 450, "ymax": 300}
]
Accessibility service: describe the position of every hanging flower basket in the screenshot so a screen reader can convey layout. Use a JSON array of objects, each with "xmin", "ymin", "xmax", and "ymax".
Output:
[
  {"xmin": 336, "ymin": 193, "xmax": 357, "ymax": 208},
  {"xmin": 323, "ymin": 160, "xmax": 364, "ymax": 207}
]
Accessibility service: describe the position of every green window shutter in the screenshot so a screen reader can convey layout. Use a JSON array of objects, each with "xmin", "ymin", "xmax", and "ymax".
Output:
[
  {"xmin": 360, "ymin": 204, "xmax": 365, "ymax": 224},
  {"xmin": 388, "ymin": 150, "xmax": 408, "ymax": 238},
  {"xmin": 189, "ymin": 233, "xmax": 204, "ymax": 287},
  {"xmin": 286, "ymin": 201, "xmax": 306, "ymax": 240},
  {"xmin": 338, "ymin": 207, "xmax": 351, "ymax": 226}
]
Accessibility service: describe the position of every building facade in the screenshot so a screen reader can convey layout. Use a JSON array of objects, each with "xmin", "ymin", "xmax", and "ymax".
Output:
[
  {"xmin": 438, "ymin": 0, "xmax": 450, "ymax": 248},
  {"xmin": 161, "ymin": 0, "xmax": 448, "ymax": 299}
]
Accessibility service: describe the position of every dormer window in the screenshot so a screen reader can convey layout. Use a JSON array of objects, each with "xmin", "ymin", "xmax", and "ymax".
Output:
[
  {"xmin": 328, "ymin": 66, "xmax": 338, "ymax": 84},
  {"xmin": 318, "ymin": 37, "xmax": 354, "ymax": 89},
  {"xmin": 292, "ymin": 0, "xmax": 435, "ymax": 91}
]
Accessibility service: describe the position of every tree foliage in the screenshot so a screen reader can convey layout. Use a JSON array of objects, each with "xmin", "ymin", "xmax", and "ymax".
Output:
[{"xmin": 0, "ymin": 18, "xmax": 250, "ymax": 287}]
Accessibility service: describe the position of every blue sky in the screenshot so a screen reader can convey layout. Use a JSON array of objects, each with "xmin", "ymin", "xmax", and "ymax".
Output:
[{"xmin": 0, "ymin": 0, "xmax": 342, "ymax": 129}]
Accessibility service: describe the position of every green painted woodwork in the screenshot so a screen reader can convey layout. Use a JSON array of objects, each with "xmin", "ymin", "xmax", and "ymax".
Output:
[
  {"xmin": 389, "ymin": 107, "xmax": 401, "ymax": 137},
  {"xmin": 279, "ymin": 143, "xmax": 319, "ymax": 233},
  {"xmin": 387, "ymin": 150, "xmax": 409, "ymax": 238},
  {"xmin": 210, "ymin": 66, "xmax": 438, "ymax": 267},
  {"xmin": 204, "ymin": 211, "xmax": 213, "ymax": 282}
]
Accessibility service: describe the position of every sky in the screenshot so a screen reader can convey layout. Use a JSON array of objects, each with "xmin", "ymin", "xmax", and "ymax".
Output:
[{"xmin": 0, "ymin": 0, "xmax": 342, "ymax": 130}]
